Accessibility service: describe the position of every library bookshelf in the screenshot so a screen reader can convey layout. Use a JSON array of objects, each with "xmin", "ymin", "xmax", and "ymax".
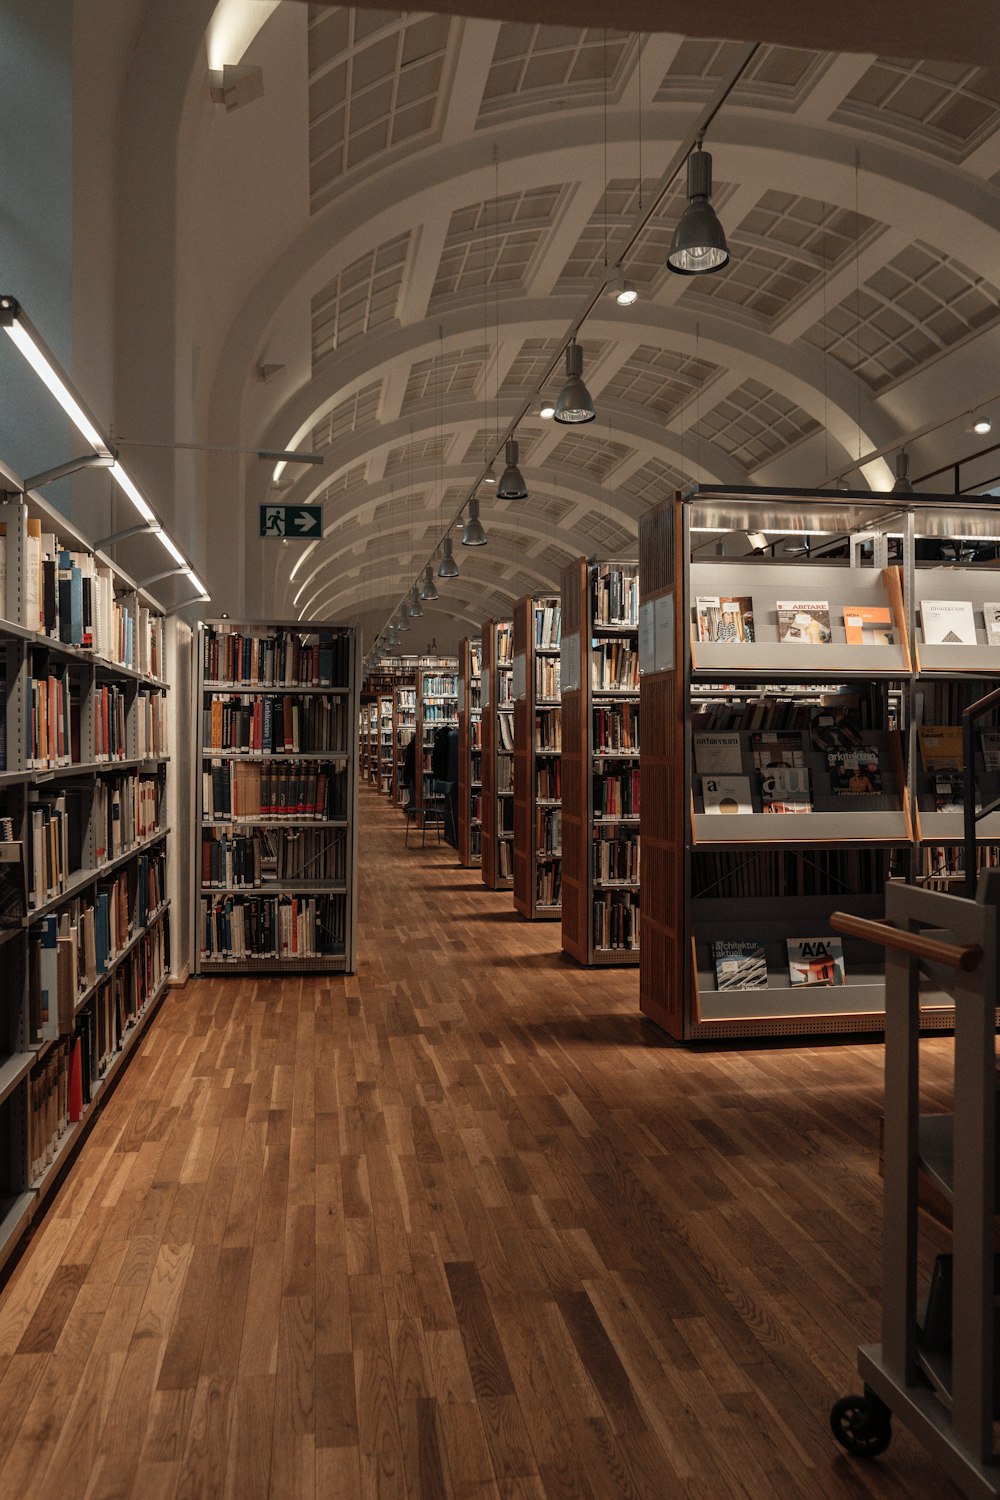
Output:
[
  {"xmin": 457, "ymin": 638, "xmax": 482, "ymax": 868},
  {"xmin": 638, "ymin": 486, "xmax": 1000, "ymax": 1042},
  {"xmin": 0, "ymin": 486, "xmax": 173, "ymax": 1278},
  {"xmin": 377, "ymin": 690, "xmax": 394, "ymax": 795},
  {"xmin": 393, "ymin": 681, "xmax": 416, "ymax": 807},
  {"xmin": 416, "ymin": 658, "xmax": 458, "ymax": 828},
  {"xmin": 480, "ymin": 621, "xmax": 514, "ymax": 889},
  {"xmin": 560, "ymin": 558, "xmax": 641, "ymax": 966},
  {"xmin": 196, "ymin": 618, "xmax": 359, "ymax": 975},
  {"xmin": 362, "ymin": 698, "xmax": 377, "ymax": 785},
  {"xmin": 513, "ymin": 596, "xmax": 562, "ymax": 920}
]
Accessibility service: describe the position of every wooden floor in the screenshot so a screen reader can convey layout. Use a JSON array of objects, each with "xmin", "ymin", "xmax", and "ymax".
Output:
[{"xmin": 0, "ymin": 787, "xmax": 966, "ymax": 1499}]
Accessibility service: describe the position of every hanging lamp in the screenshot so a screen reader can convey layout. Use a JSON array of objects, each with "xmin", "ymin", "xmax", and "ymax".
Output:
[
  {"xmin": 891, "ymin": 450, "xmax": 914, "ymax": 494},
  {"xmin": 397, "ymin": 608, "xmax": 411, "ymax": 632},
  {"xmin": 462, "ymin": 494, "xmax": 488, "ymax": 547},
  {"xmin": 420, "ymin": 562, "xmax": 439, "ymax": 602},
  {"xmin": 408, "ymin": 585, "xmax": 423, "ymax": 618},
  {"xmin": 666, "ymin": 137, "xmax": 729, "ymax": 276},
  {"xmin": 438, "ymin": 535, "xmax": 460, "ymax": 577},
  {"xmin": 497, "ymin": 438, "xmax": 527, "ymax": 500},
  {"xmin": 483, "ymin": 459, "xmax": 497, "ymax": 486},
  {"xmin": 554, "ymin": 339, "xmax": 596, "ymax": 424}
]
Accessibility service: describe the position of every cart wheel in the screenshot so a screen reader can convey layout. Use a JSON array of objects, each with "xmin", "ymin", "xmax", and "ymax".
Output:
[{"xmin": 830, "ymin": 1392, "xmax": 892, "ymax": 1458}]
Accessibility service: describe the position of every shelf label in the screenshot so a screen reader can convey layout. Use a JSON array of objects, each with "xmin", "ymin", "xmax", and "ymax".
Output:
[
  {"xmin": 638, "ymin": 601, "xmax": 654, "ymax": 674},
  {"xmin": 562, "ymin": 631, "xmax": 581, "ymax": 692},
  {"xmin": 259, "ymin": 504, "xmax": 323, "ymax": 539}
]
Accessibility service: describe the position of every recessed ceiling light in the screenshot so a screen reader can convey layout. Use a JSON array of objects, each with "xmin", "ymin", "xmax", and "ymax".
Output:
[{"xmin": 539, "ymin": 402, "xmax": 555, "ymax": 420}]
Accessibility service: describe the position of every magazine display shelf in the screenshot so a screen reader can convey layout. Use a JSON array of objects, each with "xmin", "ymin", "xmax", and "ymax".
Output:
[
  {"xmin": 513, "ymin": 596, "xmax": 562, "ymax": 920},
  {"xmin": 457, "ymin": 638, "xmax": 482, "ymax": 868},
  {"xmin": 480, "ymin": 621, "xmax": 514, "ymax": 890},
  {"xmin": 638, "ymin": 486, "xmax": 1000, "ymax": 1042},
  {"xmin": 0, "ymin": 484, "xmax": 173, "ymax": 1278}
]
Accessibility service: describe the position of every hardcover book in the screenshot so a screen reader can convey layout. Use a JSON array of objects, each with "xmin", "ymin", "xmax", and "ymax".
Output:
[
  {"xmin": 701, "ymin": 775, "xmax": 753, "ymax": 815},
  {"xmin": 843, "ymin": 604, "xmax": 894, "ymax": 646},
  {"xmin": 827, "ymin": 748, "xmax": 882, "ymax": 795},
  {"xmin": 760, "ymin": 766, "xmax": 811, "ymax": 813},
  {"xmin": 694, "ymin": 732, "xmax": 743, "ymax": 775},
  {"xmin": 695, "ymin": 596, "xmax": 754, "ymax": 644},
  {"xmin": 777, "ymin": 601, "xmax": 832, "ymax": 645},
  {"xmin": 918, "ymin": 726, "xmax": 963, "ymax": 771},
  {"xmin": 713, "ymin": 941, "xmax": 768, "ymax": 990},
  {"xmin": 752, "ymin": 731, "xmax": 804, "ymax": 769},
  {"xmin": 921, "ymin": 599, "xmax": 977, "ymax": 645},
  {"xmin": 984, "ymin": 602, "xmax": 1000, "ymax": 645},
  {"xmin": 786, "ymin": 936, "xmax": 846, "ymax": 987}
]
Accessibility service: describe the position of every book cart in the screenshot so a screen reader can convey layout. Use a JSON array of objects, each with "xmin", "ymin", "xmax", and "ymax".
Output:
[
  {"xmin": 377, "ymin": 690, "xmax": 394, "ymax": 795},
  {"xmin": 0, "ymin": 482, "xmax": 173, "ymax": 1277},
  {"xmin": 638, "ymin": 485, "xmax": 1000, "ymax": 1041},
  {"xmin": 393, "ymin": 680, "xmax": 416, "ymax": 807},
  {"xmin": 559, "ymin": 558, "xmax": 641, "ymax": 965},
  {"xmin": 480, "ymin": 620, "xmax": 514, "ymax": 889},
  {"xmin": 512, "ymin": 595, "xmax": 562, "ymax": 920},
  {"xmin": 195, "ymin": 618, "xmax": 360, "ymax": 974},
  {"xmin": 457, "ymin": 637, "xmax": 482, "ymax": 868},
  {"xmin": 416, "ymin": 657, "xmax": 458, "ymax": 829}
]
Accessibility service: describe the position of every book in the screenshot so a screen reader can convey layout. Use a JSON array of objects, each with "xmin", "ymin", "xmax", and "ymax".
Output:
[
  {"xmin": 786, "ymin": 936, "xmax": 846, "ymax": 986},
  {"xmin": 810, "ymin": 705, "xmax": 863, "ymax": 752},
  {"xmin": 694, "ymin": 732, "xmax": 743, "ymax": 775},
  {"xmin": 752, "ymin": 731, "xmax": 804, "ymax": 769},
  {"xmin": 982, "ymin": 730, "xmax": 1000, "ymax": 772},
  {"xmin": 984, "ymin": 602, "xmax": 1000, "ymax": 645},
  {"xmin": 712, "ymin": 941, "xmax": 768, "ymax": 990},
  {"xmin": 827, "ymin": 748, "xmax": 882, "ymax": 795},
  {"xmin": 921, "ymin": 599, "xmax": 977, "ymax": 646},
  {"xmin": 695, "ymin": 596, "xmax": 754, "ymax": 645},
  {"xmin": 843, "ymin": 604, "xmax": 894, "ymax": 645},
  {"xmin": 777, "ymin": 600, "xmax": 831, "ymax": 645},
  {"xmin": 760, "ymin": 766, "xmax": 811, "ymax": 813},
  {"xmin": 918, "ymin": 726, "xmax": 963, "ymax": 771},
  {"xmin": 701, "ymin": 775, "xmax": 753, "ymax": 815}
]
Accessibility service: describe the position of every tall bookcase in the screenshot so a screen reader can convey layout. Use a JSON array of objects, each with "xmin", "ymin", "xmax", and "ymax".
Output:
[
  {"xmin": 457, "ymin": 637, "xmax": 482, "ymax": 868},
  {"xmin": 638, "ymin": 486, "xmax": 1000, "ymax": 1042},
  {"xmin": 363, "ymin": 698, "xmax": 377, "ymax": 785},
  {"xmin": 393, "ymin": 682, "xmax": 416, "ymax": 807},
  {"xmin": 560, "ymin": 558, "xmax": 640, "ymax": 965},
  {"xmin": 0, "ymin": 488, "xmax": 173, "ymax": 1277},
  {"xmin": 513, "ymin": 595, "xmax": 562, "ymax": 920},
  {"xmin": 377, "ymin": 690, "xmax": 394, "ymax": 795},
  {"xmin": 196, "ymin": 619, "xmax": 359, "ymax": 974},
  {"xmin": 480, "ymin": 621, "xmax": 514, "ymax": 889},
  {"xmin": 416, "ymin": 658, "xmax": 458, "ymax": 825}
]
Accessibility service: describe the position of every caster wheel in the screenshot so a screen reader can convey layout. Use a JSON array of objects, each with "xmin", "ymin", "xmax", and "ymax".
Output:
[{"xmin": 830, "ymin": 1393, "xmax": 892, "ymax": 1457}]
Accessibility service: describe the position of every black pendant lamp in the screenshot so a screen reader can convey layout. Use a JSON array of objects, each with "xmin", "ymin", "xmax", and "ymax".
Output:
[
  {"xmin": 438, "ymin": 535, "xmax": 460, "ymax": 578},
  {"xmin": 420, "ymin": 562, "xmax": 439, "ymax": 602},
  {"xmin": 667, "ymin": 137, "xmax": 729, "ymax": 276},
  {"xmin": 554, "ymin": 338, "xmax": 596, "ymax": 424},
  {"xmin": 461, "ymin": 494, "xmax": 487, "ymax": 547},
  {"xmin": 497, "ymin": 438, "xmax": 527, "ymax": 500}
]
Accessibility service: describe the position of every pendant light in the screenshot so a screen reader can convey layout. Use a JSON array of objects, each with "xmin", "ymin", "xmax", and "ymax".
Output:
[
  {"xmin": 408, "ymin": 585, "xmax": 423, "ymax": 618},
  {"xmin": 554, "ymin": 339, "xmax": 596, "ymax": 424},
  {"xmin": 462, "ymin": 493, "xmax": 487, "ymax": 547},
  {"xmin": 891, "ymin": 449, "xmax": 914, "ymax": 494},
  {"xmin": 420, "ymin": 562, "xmax": 439, "ymax": 602},
  {"xmin": 483, "ymin": 459, "xmax": 497, "ymax": 485},
  {"xmin": 438, "ymin": 535, "xmax": 460, "ymax": 577},
  {"xmin": 497, "ymin": 437, "xmax": 527, "ymax": 500},
  {"xmin": 397, "ymin": 608, "xmax": 411, "ymax": 632},
  {"xmin": 666, "ymin": 136, "xmax": 729, "ymax": 276}
]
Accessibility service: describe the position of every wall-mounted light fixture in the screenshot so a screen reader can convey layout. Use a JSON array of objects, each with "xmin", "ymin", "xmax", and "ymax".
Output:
[{"xmin": 209, "ymin": 63, "xmax": 264, "ymax": 111}]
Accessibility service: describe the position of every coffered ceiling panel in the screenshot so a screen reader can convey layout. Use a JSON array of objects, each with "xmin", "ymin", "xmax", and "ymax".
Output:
[
  {"xmin": 602, "ymin": 346, "xmax": 721, "ymax": 419},
  {"xmin": 834, "ymin": 58, "xmax": 1000, "ymax": 160},
  {"xmin": 311, "ymin": 379, "xmax": 383, "ymax": 450},
  {"xmin": 692, "ymin": 377, "xmax": 820, "ymax": 468},
  {"xmin": 479, "ymin": 25, "xmax": 635, "ymax": 121},
  {"xmin": 311, "ymin": 233, "xmax": 411, "ymax": 373},
  {"xmin": 429, "ymin": 185, "xmax": 570, "ymax": 307}
]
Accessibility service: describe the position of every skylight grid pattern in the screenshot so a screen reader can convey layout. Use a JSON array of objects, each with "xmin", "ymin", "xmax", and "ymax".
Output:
[
  {"xmin": 574, "ymin": 511, "xmax": 637, "ymax": 551},
  {"xmin": 480, "ymin": 25, "xmax": 634, "ymax": 118},
  {"xmin": 802, "ymin": 240, "xmax": 1000, "ymax": 390},
  {"xmin": 384, "ymin": 435, "xmax": 450, "ymax": 475},
  {"xmin": 308, "ymin": 11, "xmax": 451, "ymax": 210},
  {"xmin": 463, "ymin": 428, "xmax": 505, "ymax": 466},
  {"xmin": 620, "ymin": 457, "xmax": 690, "ymax": 505},
  {"xmin": 550, "ymin": 432, "xmax": 633, "ymax": 481},
  {"xmin": 400, "ymin": 345, "xmax": 489, "ymax": 414},
  {"xmin": 602, "ymin": 346, "xmax": 720, "ymax": 418},
  {"xmin": 311, "ymin": 381, "xmax": 383, "ymax": 451},
  {"xmin": 318, "ymin": 462, "xmax": 369, "ymax": 504},
  {"xmin": 430, "ymin": 186, "xmax": 567, "ymax": 304},
  {"xmin": 556, "ymin": 177, "xmax": 670, "ymax": 290},
  {"xmin": 657, "ymin": 39, "xmax": 823, "ymax": 109},
  {"xmin": 499, "ymin": 338, "xmax": 563, "ymax": 396},
  {"xmin": 838, "ymin": 58, "xmax": 1000, "ymax": 158},
  {"xmin": 692, "ymin": 379, "xmax": 820, "ymax": 469},
  {"xmin": 311, "ymin": 235, "xmax": 410, "ymax": 374},
  {"xmin": 531, "ymin": 493, "xmax": 575, "ymax": 524},
  {"xmin": 539, "ymin": 542, "xmax": 576, "ymax": 569},
  {"xmin": 372, "ymin": 490, "xmax": 429, "ymax": 524}
]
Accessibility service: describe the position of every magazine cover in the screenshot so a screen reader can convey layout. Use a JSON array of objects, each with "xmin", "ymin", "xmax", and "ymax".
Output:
[
  {"xmin": 760, "ymin": 766, "xmax": 812, "ymax": 813},
  {"xmin": 921, "ymin": 598, "xmax": 977, "ymax": 645},
  {"xmin": 982, "ymin": 729, "xmax": 1000, "ymax": 772},
  {"xmin": 752, "ymin": 731, "xmax": 804, "ymax": 769},
  {"xmin": 933, "ymin": 772, "xmax": 964, "ymax": 813},
  {"xmin": 713, "ymin": 941, "xmax": 768, "ymax": 990},
  {"xmin": 694, "ymin": 732, "xmax": 744, "ymax": 775},
  {"xmin": 786, "ymin": 937, "xmax": 846, "ymax": 987},
  {"xmin": 843, "ymin": 605, "xmax": 894, "ymax": 646},
  {"xmin": 701, "ymin": 775, "xmax": 753, "ymax": 815},
  {"xmin": 917, "ymin": 725, "xmax": 963, "ymax": 771},
  {"xmin": 695, "ymin": 596, "xmax": 755, "ymax": 644},
  {"xmin": 827, "ymin": 748, "xmax": 882, "ymax": 795},
  {"xmin": 776, "ymin": 600, "xmax": 832, "ymax": 645}
]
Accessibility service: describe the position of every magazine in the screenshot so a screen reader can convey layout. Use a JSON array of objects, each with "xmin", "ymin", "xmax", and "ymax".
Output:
[
  {"xmin": 917, "ymin": 726, "xmax": 963, "ymax": 771},
  {"xmin": 695, "ymin": 596, "xmax": 755, "ymax": 645},
  {"xmin": 827, "ymin": 748, "xmax": 882, "ymax": 795},
  {"xmin": 760, "ymin": 766, "xmax": 812, "ymax": 813},
  {"xmin": 701, "ymin": 775, "xmax": 753, "ymax": 815},
  {"xmin": 843, "ymin": 605, "xmax": 894, "ymax": 646},
  {"xmin": 981, "ymin": 730, "xmax": 1000, "ymax": 772},
  {"xmin": 921, "ymin": 599, "xmax": 977, "ymax": 645},
  {"xmin": 984, "ymin": 602, "xmax": 1000, "ymax": 645},
  {"xmin": 712, "ymin": 941, "xmax": 768, "ymax": 990},
  {"xmin": 933, "ymin": 772, "xmax": 965, "ymax": 813},
  {"xmin": 776, "ymin": 600, "xmax": 832, "ymax": 645},
  {"xmin": 786, "ymin": 937, "xmax": 846, "ymax": 987},
  {"xmin": 752, "ymin": 731, "xmax": 804, "ymax": 769},
  {"xmin": 694, "ymin": 732, "xmax": 744, "ymax": 775}
]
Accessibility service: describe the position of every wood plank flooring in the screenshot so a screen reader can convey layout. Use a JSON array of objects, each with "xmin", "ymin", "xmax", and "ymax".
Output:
[{"xmin": 0, "ymin": 787, "xmax": 966, "ymax": 1498}]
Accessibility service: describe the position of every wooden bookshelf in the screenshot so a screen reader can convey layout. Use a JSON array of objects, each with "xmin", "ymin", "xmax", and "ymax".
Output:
[
  {"xmin": 393, "ymin": 682, "xmax": 416, "ymax": 807},
  {"xmin": 377, "ymin": 690, "xmax": 394, "ymax": 795},
  {"xmin": 513, "ymin": 595, "xmax": 562, "ymax": 920},
  {"xmin": 457, "ymin": 638, "xmax": 482, "ymax": 868},
  {"xmin": 480, "ymin": 620, "xmax": 514, "ymax": 889},
  {"xmin": 560, "ymin": 557, "xmax": 640, "ymax": 966},
  {"xmin": 416, "ymin": 658, "xmax": 458, "ymax": 827}
]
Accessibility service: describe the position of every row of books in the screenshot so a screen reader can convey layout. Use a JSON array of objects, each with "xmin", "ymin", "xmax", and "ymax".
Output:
[
  {"xmin": 917, "ymin": 844, "xmax": 1000, "ymax": 890},
  {"xmin": 537, "ymin": 761, "xmax": 560, "ymax": 800},
  {"xmin": 591, "ymin": 640, "xmax": 639, "ymax": 692},
  {"xmin": 203, "ymin": 627, "xmax": 350, "ymax": 687},
  {"xmin": 202, "ymin": 760, "xmax": 345, "ymax": 821},
  {"xmin": 469, "ymin": 721, "xmax": 482, "ymax": 750},
  {"xmin": 536, "ymin": 658, "xmax": 560, "ymax": 700},
  {"xmin": 27, "ymin": 669, "xmax": 79, "ymax": 769},
  {"xmin": 496, "ymin": 756, "xmax": 513, "ymax": 793},
  {"xmin": 199, "ymin": 893, "xmax": 348, "ymax": 959},
  {"xmin": 422, "ymin": 674, "xmax": 457, "ymax": 696},
  {"xmin": 422, "ymin": 704, "xmax": 457, "ymax": 723},
  {"xmin": 22, "ymin": 522, "xmax": 159, "ymax": 672},
  {"xmin": 136, "ymin": 691, "xmax": 167, "ymax": 759},
  {"xmin": 593, "ymin": 890, "xmax": 640, "ymax": 950},
  {"xmin": 593, "ymin": 703, "xmax": 638, "ymax": 754},
  {"xmin": 536, "ymin": 807, "xmax": 561, "ymax": 854},
  {"xmin": 497, "ymin": 674, "xmax": 513, "ymax": 706},
  {"xmin": 94, "ymin": 683, "xmax": 129, "ymax": 761},
  {"xmin": 691, "ymin": 694, "xmax": 864, "ymax": 734},
  {"xmin": 593, "ymin": 829, "xmax": 640, "ymax": 884},
  {"xmin": 498, "ymin": 710, "xmax": 514, "ymax": 751},
  {"xmin": 497, "ymin": 839, "xmax": 513, "ymax": 879},
  {"xmin": 535, "ymin": 604, "xmax": 561, "ymax": 650},
  {"xmin": 201, "ymin": 695, "xmax": 347, "ymax": 754},
  {"xmin": 28, "ymin": 1041, "xmax": 69, "ymax": 1185},
  {"xmin": 70, "ymin": 923, "xmax": 168, "ymax": 1118},
  {"xmin": 27, "ymin": 777, "xmax": 164, "ymax": 906},
  {"xmin": 470, "ymin": 644, "xmax": 483, "ymax": 676},
  {"xmin": 692, "ymin": 847, "xmax": 892, "ymax": 901},
  {"xmin": 694, "ymin": 593, "xmax": 1000, "ymax": 649},
  {"xmin": 536, "ymin": 711, "xmax": 561, "ymax": 751},
  {"xmin": 592, "ymin": 565, "xmax": 639, "ymax": 628},
  {"xmin": 536, "ymin": 862, "xmax": 561, "ymax": 906},
  {"xmin": 200, "ymin": 828, "xmax": 347, "ymax": 888},
  {"xmin": 594, "ymin": 769, "xmax": 640, "ymax": 818},
  {"xmin": 496, "ymin": 626, "xmax": 513, "ymax": 664},
  {"xmin": 712, "ymin": 936, "xmax": 846, "ymax": 991}
]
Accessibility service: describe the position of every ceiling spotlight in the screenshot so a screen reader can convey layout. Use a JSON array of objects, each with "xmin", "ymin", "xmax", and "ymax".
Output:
[
  {"xmin": 554, "ymin": 339, "xmax": 596, "ymax": 424},
  {"xmin": 438, "ymin": 535, "xmax": 460, "ymax": 577},
  {"xmin": 667, "ymin": 136, "xmax": 730, "ymax": 276},
  {"xmin": 608, "ymin": 267, "xmax": 638, "ymax": 306},
  {"xmin": 891, "ymin": 449, "xmax": 914, "ymax": 494},
  {"xmin": 968, "ymin": 410, "xmax": 993, "ymax": 435},
  {"xmin": 484, "ymin": 459, "xmax": 497, "ymax": 485},
  {"xmin": 539, "ymin": 401, "xmax": 556, "ymax": 420},
  {"xmin": 420, "ymin": 562, "xmax": 439, "ymax": 602},
  {"xmin": 462, "ymin": 493, "xmax": 488, "ymax": 547},
  {"xmin": 497, "ymin": 438, "xmax": 527, "ymax": 500},
  {"xmin": 408, "ymin": 585, "xmax": 424, "ymax": 618}
]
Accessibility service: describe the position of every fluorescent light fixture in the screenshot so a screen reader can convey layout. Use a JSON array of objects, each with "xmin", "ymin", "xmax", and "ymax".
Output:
[
  {"xmin": 186, "ymin": 569, "xmax": 209, "ymax": 597},
  {"xmin": 110, "ymin": 461, "xmax": 158, "ymax": 524},
  {"xmin": 257, "ymin": 448, "xmax": 324, "ymax": 465},
  {"xmin": 1, "ymin": 298, "xmax": 108, "ymax": 451},
  {"xmin": 159, "ymin": 532, "xmax": 187, "ymax": 566}
]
